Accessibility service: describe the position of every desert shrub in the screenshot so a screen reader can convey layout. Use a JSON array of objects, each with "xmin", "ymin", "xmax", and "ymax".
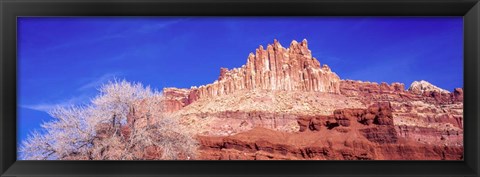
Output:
[{"xmin": 20, "ymin": 79, "xmax": 198, "ymax": 160}]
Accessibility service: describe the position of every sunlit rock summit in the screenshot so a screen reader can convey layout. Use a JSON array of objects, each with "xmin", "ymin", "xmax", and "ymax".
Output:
[
  {"xmin": 408, "ymin": 80, "xmax": 450, "ymax": 94},
  {"xmin": 164, "ymin": 39, "xmax": 341, "ymax": 113}
]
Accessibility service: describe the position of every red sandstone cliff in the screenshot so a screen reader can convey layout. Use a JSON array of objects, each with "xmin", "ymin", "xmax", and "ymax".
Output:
[
  {"xmin": 197, "ymin": 103, "xmax": 462, "ymax": 160},
  {"xmin": 156, "ymin": 39, "xmax": 463, "ymax": 160}
]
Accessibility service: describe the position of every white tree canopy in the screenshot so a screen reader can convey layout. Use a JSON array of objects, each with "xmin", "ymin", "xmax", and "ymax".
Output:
[{"xmin": 20, "ymin": 79, "xmax": 197, "ymax": 160}]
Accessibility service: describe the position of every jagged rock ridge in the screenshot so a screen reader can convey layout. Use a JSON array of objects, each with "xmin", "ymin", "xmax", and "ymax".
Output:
[{"xmin": 163, "ymin": 39, "xmax": 341, "ymax": 112}]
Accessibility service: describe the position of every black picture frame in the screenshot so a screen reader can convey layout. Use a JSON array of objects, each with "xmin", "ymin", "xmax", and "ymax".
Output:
[{"xmin": 1, "ymin": 0, "xmax": 479, "ymax": 176}]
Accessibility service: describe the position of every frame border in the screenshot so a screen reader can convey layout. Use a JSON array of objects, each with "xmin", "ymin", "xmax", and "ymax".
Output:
[{"xmin": 1, "ymin": 0, "xmax": 479, "ymax": 176}]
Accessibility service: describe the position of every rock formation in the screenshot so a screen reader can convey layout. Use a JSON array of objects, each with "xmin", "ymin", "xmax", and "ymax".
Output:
[
  {"xmin": 408, "ymin": 80, "xmax": 450, "ymax": 94},
  {"xmin": 163, "ymin": 39, "xmax": 341, "ymax": 113},
  {"xmin": 157, "ymin": 39, "xmax": 463, "ymax": 160},
  {"xmin": 197, "ymin": 103, "xmax": 462, "ymax": 160},
  {"xmin": 162, "ymin": 88, "xmax": 191, "ymax": 114}
]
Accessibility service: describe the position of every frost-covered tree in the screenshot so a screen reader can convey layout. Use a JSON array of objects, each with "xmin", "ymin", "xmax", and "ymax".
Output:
[
  {"xmin": 19, "ymin": 130, "xmax": 56, "ymax": 160},
  {"xmin": 91, "ymin": 79, "xmax": 156, "ymax": 133},
  {"xmin": 20, "ymin": 79, "xmax": 198, "ymax": 160}
]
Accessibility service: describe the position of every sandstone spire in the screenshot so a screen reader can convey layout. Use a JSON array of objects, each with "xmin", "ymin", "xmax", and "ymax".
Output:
[
  {"xmin": 163, "ymin": 39, "xmax": 342, "ymax": 112},
  {"xmin": 193, "ymin": 39, "xmax": 340, "ymax": 98}
]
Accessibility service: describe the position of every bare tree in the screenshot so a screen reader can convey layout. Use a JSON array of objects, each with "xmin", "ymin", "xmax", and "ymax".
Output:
[
  {"xmin": 20, "ymin": 79, "xmax": 198, "ymax": 160},
  {"xmin": 19, "ymin": 130, "xmax": 56, "ymax": 160},
  {"xmin": 91, "ymin": 79, "xmax": 156, "ymax": 134}
]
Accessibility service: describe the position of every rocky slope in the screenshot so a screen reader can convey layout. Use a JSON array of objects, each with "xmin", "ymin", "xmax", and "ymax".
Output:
[{"xmin": 161, "ymin": 39, "xmax": 463, "ymax": 160}]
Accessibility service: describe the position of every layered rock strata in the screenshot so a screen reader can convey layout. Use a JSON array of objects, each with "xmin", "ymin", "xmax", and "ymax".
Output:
[
  {"xmin": 197, "ymin": 103, "xmax": 462, "ymax": 160},
  {"xmin": 163, "ymin": 39, "xmax": 341, "ymax": 113},
  {"xmin": 339, "ymin": 80, "xmax": 463, "ymax": 148},
  {"xmin": 159, "ymin": 39, "xmax": 463, "ymax": 160}
]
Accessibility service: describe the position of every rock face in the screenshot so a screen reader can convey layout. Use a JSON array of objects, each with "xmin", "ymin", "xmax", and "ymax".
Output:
[
  {"xmin": 408, "ymin": 80, "xmax": 450, "ymax": 94},
  {"xmin": 163, "ymin": 39, "xmax": 341, "ymax": 112},
  {"xmin": 338, "ymin": 80, "xmax": 463, "ymax": 154},
  {"xmin": 163, "ymin": 88, "xmax": 191, "ymax": 114},
  {"xmin": 339, "ymin": 80, "xmax": 462, "ymax": 105},
  {"xmin": 158, "ymin": 39, "xmax": 463, "ymax": 160},
  {"xmin": 197, "ymin": 103, "xmax": 462, "ymax": 160}
]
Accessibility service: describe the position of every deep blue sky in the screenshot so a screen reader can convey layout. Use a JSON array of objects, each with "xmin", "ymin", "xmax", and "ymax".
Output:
[{"xmin": 17, "ymin": 17, "xmax": 463, "ymax": 153}]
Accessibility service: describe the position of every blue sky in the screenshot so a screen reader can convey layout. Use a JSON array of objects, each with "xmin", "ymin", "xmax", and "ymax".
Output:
[{"xmin": 17, "ymin": 17, "xmax": 463, "ymax": 150}]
